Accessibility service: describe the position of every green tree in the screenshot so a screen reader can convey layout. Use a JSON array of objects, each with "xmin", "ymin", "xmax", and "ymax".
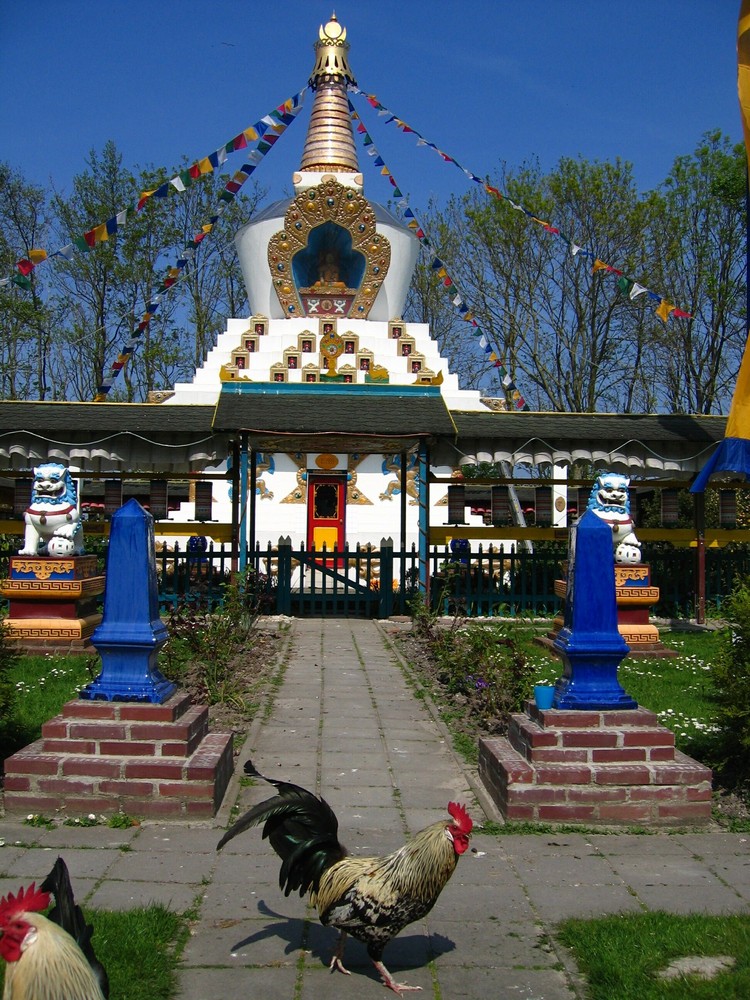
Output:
[
  {"xmin": 646, "ymin": 131, "xmax": 746, "ymax": 414},
  {"xmin": 418, "ymin": 157, "xmax": 658, "ymax": 411},
  {"xmin": 0, "ymin": 164, "xmax": 55, "ymax": 399},
  {"xmin": 50, "ymin": 141, "xmax": 185, "ymax": 401}
]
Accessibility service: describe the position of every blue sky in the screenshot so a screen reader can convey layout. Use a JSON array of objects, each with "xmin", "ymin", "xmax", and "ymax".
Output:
[{"xmin": 0, "ymin": 1, "xmax": 742, "ymax": 220}]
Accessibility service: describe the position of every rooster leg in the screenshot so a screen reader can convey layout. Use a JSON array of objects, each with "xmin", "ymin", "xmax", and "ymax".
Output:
[
  {"xmin": 329, "ymin": 930, "xmax": 352, "ymax": 976},
  {"xmin": 372, "ymin": 959, "xmax": 423, "ymax": 994}
]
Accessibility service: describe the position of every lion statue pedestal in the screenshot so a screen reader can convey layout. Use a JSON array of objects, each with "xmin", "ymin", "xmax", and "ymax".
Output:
[
  {"xmin": 0, "ymin": 464, "xmax": 104, "ymax": 652},
  {"xmin": 546, "ymin": 473, "xmax": 675, "ymax": 658}
]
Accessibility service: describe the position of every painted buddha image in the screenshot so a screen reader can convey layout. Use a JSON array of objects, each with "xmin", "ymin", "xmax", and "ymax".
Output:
[{"xmin": 315, "ymin": 249, "xmax": 347, "ymax": 289}]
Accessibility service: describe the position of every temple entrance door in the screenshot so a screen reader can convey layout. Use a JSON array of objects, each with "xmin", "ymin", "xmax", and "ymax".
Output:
[{"xmin": 307, "ymin": 474, "xmax": 346, "ymax": 558}]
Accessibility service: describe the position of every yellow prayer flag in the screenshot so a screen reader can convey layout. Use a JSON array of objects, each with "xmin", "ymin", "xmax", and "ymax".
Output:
[
  {"xmin": 28, "ymin": 249, "xmax": 47, "ymax": 263},
  {"xmin": 94, "ymin": 223, "xmax": 109, "ymax": 243},
  {"xmin": 244, "ymin": 127, "xmax": 259, "ymax": 142},
  {"xmin": 656, "ymin": 299, "xmax": 676, "ymax": 323},
  {"xmin": 202, "ymin": 224, "xmax": 213, "ymax": 234},
  {"xmin": 198, "ymin": 157, "xmax": 213, "ymax": 174},
  {"xmin": 739, "ymin": 1, "xmax": 750, "ymax": 159},
  {"xmin": 591, "ymin": 259, "xmax": 608, "ymax": 273}
]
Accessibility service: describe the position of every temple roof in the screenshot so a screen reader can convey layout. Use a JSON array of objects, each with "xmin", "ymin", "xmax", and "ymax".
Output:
[
  {"xmin": 0, "ymin": 400, "xmax": 728, "ymax": 477},
  {"xmin": 212, "ymin": 385, "xmax": 456, "ymax": 453},
  {"xmin": 439, "ymin": 411, "xmax": 726, "ymax": 476}
]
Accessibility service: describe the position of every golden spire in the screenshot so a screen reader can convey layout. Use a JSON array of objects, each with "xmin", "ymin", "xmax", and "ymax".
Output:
[{"xmin": 298, "ymin": 13, "xmax": 359, "ymax": 174}]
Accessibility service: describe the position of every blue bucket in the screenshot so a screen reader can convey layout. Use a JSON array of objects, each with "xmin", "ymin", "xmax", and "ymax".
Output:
[{"xmin": 534, "ymin": 685, "xmax": 555, "ymax": 710}]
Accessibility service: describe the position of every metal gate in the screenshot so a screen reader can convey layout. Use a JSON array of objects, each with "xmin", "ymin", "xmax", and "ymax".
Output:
[{"xmin": 254, "ymin": 538, "xmax": 422, "ymax": 618}]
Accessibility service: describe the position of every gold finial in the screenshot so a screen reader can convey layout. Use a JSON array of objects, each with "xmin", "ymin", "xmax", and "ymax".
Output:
[
  {"xmin": 299, "ymin": 13, "xmax": 359, "ymax": 174},
  {"xmin": 309, "ymin": 12, "xmax": 356, "ymax": 89}
]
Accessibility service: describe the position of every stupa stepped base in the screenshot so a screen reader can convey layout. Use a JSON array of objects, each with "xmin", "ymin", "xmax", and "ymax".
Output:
[
  {"xmin": 3, "ymin": 691, "xmax": 233, "ymax": 819},
  {"xmin": 479, "ymin": 705, "xmax": 712, "ymax": 827}
]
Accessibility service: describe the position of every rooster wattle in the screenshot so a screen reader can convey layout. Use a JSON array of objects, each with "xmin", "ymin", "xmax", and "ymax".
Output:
[{"xmin": 217, "ymin": 761, "xmax": 473, "ymax": 994}]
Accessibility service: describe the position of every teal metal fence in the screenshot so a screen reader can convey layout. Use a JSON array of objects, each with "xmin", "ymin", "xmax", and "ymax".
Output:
[{"xmin": 1, "ymin": 540, "xmax": 749, "ymax": 619}]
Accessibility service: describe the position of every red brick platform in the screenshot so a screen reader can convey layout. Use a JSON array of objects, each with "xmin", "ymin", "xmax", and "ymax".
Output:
[
  {"xmin": 3, "ymin": 691, "xmax": 233, "ymax": 819},
  {"xmin": 479, "ymin": 704, "xmax": 712, "ymax": 827}
]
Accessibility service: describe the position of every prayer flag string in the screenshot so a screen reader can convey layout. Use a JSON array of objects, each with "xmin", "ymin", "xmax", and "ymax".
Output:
[
  {"xmin": 350, "ymin": 100, "xmax": 529, "ymax": 410},
  {"xmin": 2, "ymin": 91, "xmax": 307, "ymax": 293},
  {"xmin": 93, "ymin": 93, "xmax": 306, "ymax": 400},
  {"xmin": 349, "ymin": 86, "xmax": 691, "ymax": 325}
]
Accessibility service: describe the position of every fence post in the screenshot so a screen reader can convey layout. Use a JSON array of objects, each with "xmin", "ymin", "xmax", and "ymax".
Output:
[
  {"xmin": 379, "ymin": 537, "xmax": 393, "ymax": 618},
  {"xmin": 694, "ymin": 491, "xmax": 706, "ymax": 624},
  {"xmin": 277, "ymin": 536, "xmax": 292, "ymax": 616}
]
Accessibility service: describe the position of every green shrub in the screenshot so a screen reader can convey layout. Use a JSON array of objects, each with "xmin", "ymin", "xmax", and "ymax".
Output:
[
  {"xmin": 711, "ymin": 579, "xmax": 750, "ymax": 784},
  {"xmin": 431, "ymin": 621, "xmax": 537, "ymax": 726},
  {"xmin": 161, "ymin": 569, "xmax": 262, "ymax": 707}
]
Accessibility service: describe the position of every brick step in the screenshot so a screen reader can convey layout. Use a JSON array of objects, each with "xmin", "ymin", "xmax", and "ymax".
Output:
[
  {"xmin": 60, "ymin": 691, "xmax": 193, "ymax": 724},
  {"xmin": 479, "ymin": 735, "xmax": 712, "ymax": 827},
  {"xmin": 509, "ymin": 714, "xmax": 676, "ymax": 765},
  {"xmin": 526, "ymin": 705, "xmax": 661, "ymax": 728},
  {"xmin": 3, "ymin": 731, "xmax": 234, "ymax": 819},
  {"xmin": 40, "ymin": 703, "xmax": 209, "ymax": 757}
]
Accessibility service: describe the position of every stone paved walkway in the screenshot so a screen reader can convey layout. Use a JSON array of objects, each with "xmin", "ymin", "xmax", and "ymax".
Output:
[{"xmin": 1, "ymin": 617, "xmax": 749, "ymax": 999}]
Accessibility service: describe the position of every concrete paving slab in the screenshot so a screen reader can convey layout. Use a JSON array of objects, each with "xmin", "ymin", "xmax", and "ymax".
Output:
[
  {"xmin": 436, "ymin": 965, "xmax": 577, "ymax": 1000},
  {"xmin": 183, "ymin": 914, "xmax": 306, "ymax": 966},
  {"xmin": 88, "ymin": 878, "xmax": 199, "ymax": 912},
  {"xmin": 631, "ymin": 881, "xmax": 747, "ymax": 914},
  {"xmin": 524, "ymin": 880, "xmax": 643, "ymax": 920},
  {"xmin": 429, "ymin": 918, "xmax": 554, "ymax": 968},
  {"xmin": 1, "ymin": 846, "xmax": 122, "ymax": 881},
  {"xmin": 176, "ymin": 966, "xmax": 298, "ymax": 1000},
  {"xmin": 105, "ymin": 848, "xmax": 213, "ymax": 884},
  {"xmin": 36, "ymin": 825, "xmax": 139, "ymax": 850},
  {"xmin": 129, "ymin": 825, "xmax": 221, "ymax": 853}
]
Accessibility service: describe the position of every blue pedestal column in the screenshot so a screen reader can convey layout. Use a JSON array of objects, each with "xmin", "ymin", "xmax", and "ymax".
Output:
[
  {"xmin": 552, "ymin": 509, "xmax": 637, "ymax": 710},
  {"xmin": 81, "ymin": 499, "xmax": 176, "ymax": 703}
]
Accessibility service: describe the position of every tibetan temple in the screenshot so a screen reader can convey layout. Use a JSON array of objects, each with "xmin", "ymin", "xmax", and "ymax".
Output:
[{"xmin": 0, "ymin": 14, "xmax": 728, "ymax": 591}]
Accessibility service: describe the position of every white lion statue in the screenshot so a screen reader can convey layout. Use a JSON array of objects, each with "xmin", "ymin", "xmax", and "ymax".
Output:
[
  {"xmin": 19, "ymin": 462, "xmax": 84, "ymax": 557},
  {"xmin": 587, "ymin": 472, "xmax": 641, "ymax": 565}
]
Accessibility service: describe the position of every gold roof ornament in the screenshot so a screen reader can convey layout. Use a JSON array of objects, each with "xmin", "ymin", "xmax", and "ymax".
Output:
[{"xmin": 298, "ymin": 13, "xmax": 360, "ymax": 175}]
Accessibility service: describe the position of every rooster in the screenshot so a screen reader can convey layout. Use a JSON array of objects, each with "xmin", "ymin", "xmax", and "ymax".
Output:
[
  {"xmin": 0, "ymin": 858, "xmax": 108, "ymax": 1000},
  {"xmin": 217, "ymin": 762, "xmax": 473, "ymax": 994}
]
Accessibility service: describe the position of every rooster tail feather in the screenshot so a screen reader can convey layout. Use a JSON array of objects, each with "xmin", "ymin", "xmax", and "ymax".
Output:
[
  {"xmin": 217, "ymin": 768, "xmax": 346, "ymax": 894},
  {"xmin": 40, "ymin": 856, "xmax": 110, "ymax": 998},
  {"xmin": 278, "ymin": 832, "xmax": 345, "ymax": 896}
]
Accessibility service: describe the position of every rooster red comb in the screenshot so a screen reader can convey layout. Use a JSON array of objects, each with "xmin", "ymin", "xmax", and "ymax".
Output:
[
  {"xmin": 0, "ymin": 883, "xmax": 50, "ymax": 923},
  {"xmin": 447, "ymin": 801, "xmax": 473, "ymax": 834}
]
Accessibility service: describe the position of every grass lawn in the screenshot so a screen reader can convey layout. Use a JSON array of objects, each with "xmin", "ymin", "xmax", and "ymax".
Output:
[
  {"xmin": 527, "ymin": 628, "xmax": 723, "ymax": 753},
  {"xmin": 0, "ymin": 653, "xmax": 95, "ymax": 761},
  {"xmin": 0, "ymin": 904, "xmax": 185, "ymax": 1000},
  {"xmin": 557, "ymin": 911, "xmax": 750, "ymax": 999}
]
